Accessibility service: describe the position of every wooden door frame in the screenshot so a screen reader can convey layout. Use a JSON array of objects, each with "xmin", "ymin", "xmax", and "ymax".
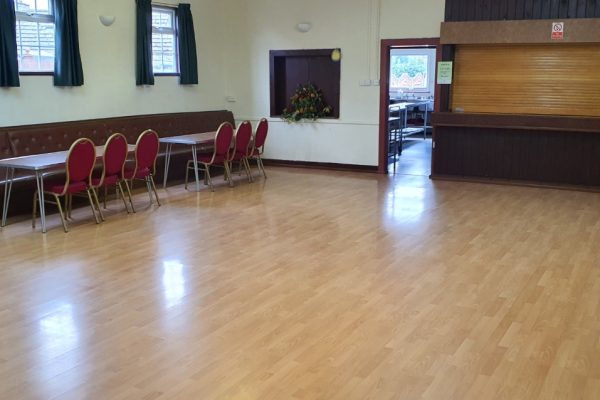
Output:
[{"xmin": 378, "ymin": 38, "xmax": 442, "ymax": 174}]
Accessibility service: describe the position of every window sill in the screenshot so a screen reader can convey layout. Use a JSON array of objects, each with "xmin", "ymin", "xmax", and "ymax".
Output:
[
  {"xmin": 154, "ymin": 73, "xmax": 180, "ymax": 77},
  {"xmin": 19, "ymin": 72, "xmax": 54, "ymax": 76}
]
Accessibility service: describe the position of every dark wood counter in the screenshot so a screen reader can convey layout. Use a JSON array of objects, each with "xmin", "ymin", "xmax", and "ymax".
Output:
[{"xmin": 431, "ymin": 112, "xmax": 600, "ymax": 188}]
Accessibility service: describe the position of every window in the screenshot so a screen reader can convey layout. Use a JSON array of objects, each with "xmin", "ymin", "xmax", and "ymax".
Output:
[
  {"xmin": 389, "ymin": 48, "xmax": 436, "ymax": 96},
  {"xmin": 15, "ymin": 0, "xmax": 55, "ymax": 73},
  {"xmin": 152, "ymin": 6, "xmax": 178, "ymax": 74}
]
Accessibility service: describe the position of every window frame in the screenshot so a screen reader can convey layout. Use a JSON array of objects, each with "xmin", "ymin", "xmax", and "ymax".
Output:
[
  {"xmin": 389, "ymin": 48, "xmax": 437, "ymax": 96},
  {"xmin": 15, "ymin": 0, "xmax": 56, "ymax": 75},
  {"xmin": 151, "ymin": 5, "xmax": 180, "ymax": 76}
]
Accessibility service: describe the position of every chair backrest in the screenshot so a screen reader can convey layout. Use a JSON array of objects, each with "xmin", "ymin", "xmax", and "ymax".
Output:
[
  {"xmin": 65, "ymin": 138, "xmax": 96, "ymax": 187},
  {"xmin": 102, "ymin": 133, "xmax": 128, "ymax": 179},
  {"xmin": 134, "ymin": 129, "xmax": 160, "ymax": 174},
  {"xmin": 212, "ymin": 122, "xmax": 234, "ymax": 159},
  {"xmin": 254, "ymin": 118, "xmax": 268, "ymax": 153},
  {"xmin": 234, "ymin": 121, "xmax": 253, "ymax": 157}
]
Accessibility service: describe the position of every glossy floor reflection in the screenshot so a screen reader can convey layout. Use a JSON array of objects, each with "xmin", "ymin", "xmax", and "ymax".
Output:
[
  {"xmin": 1, "ymin": 166, "xmax": 600, "ymax": 399},
  {"xmin": 389, "ymin": 136, "xmax": 432, "ymax": 177}
]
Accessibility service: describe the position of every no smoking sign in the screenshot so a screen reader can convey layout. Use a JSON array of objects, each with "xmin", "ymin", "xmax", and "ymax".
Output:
[{"xmin": 551, "ymin": 22, "xmax": 564, "ymax": 40}]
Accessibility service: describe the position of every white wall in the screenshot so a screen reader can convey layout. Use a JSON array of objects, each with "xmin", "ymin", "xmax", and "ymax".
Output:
[
  {"xmin": 1, "ymin": 0, "xmax": 447, "ymax": 167},
  {"xmin": 0, "ymin": 0, "xmax": 228, "ymax": 127},
  {"xmin": 224, "ymin": 0, "xmax": 446, "ymax": 166}
]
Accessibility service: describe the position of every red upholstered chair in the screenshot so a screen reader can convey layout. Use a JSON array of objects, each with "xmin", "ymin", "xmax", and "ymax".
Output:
[
  {"xmin": 32, "ymin": 138, "xmax": 100, "ymax": 232},
  {"xmin": 185, "ymin": 122, "xmax": 234, "ymax": 192},
  {"xmin": 91, "ymin": 132, "xmax": 132, "ymax": 220},
  {"xmin": 248, "ymin": 118, "xmax": 268, "ymax": 179},
  {"xmin": 229, "ymin": 120, "xmax": 253, "ymax": 183},
  {"xmin": 123, "ymin": 129, "xmax": 161, "ymax": 212}
]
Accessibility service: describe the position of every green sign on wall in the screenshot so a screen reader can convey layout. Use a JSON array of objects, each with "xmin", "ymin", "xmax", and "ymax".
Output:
[{"xmin": 437, "ymin": 61, "xmax": 453, "ymax": 85}]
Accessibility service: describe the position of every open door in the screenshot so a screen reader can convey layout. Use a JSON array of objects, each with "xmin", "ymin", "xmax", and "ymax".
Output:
[{"xmin": 378, "ymin": 38, "xmax": 441, "ymax": 175}]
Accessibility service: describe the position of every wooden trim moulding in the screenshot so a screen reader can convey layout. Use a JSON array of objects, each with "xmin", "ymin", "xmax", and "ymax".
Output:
[
  {"xmin": 261, "ymin": 159, "xmax": 378, "ymax": 173},
  {"xmin": 431, "ymin": 112, "xmax": 600, "ymax": 133},
  {"xmin": 441, "ymin": 18, "xmax": 600, "ymax": 44}
]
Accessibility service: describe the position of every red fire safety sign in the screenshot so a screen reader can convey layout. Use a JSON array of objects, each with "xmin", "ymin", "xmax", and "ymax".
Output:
[{"xmin": 551, "ymin": 22, "xmax": 564, "ymax": 40}]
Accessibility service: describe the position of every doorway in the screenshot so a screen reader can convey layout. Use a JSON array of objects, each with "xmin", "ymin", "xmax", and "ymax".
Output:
[{"xmin": 378, "ymin": 38, "xmax": 441, "ymax": 175}]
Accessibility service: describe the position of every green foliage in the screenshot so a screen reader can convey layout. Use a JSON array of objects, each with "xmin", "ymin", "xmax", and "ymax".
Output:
[
  {"xmin": 281, "ymin": 83, "xmax": 332, "ymax": 123},
  {"xmin": 391, "ymin": 55, "xmax": 427, "ymax": 78}
]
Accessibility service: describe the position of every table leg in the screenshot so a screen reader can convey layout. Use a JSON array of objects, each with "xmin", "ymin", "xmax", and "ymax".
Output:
[
  {"xmin": 2, "ymin": 167, "xmax": 14, "ymax": 227},
  {"xmin": 191, "ymin": 144, "xmax": 200, "ymax": 191},
  {"xmin": 162, "ymin": 143, "xmax": 172, "ymax": 189},
  {"xmin": 35, "ymin": 172, "xmax": 47, "ymax": 233},
  {"xmin": 423, "ymin": 104, "xmax": 428, "ymax": 140}
]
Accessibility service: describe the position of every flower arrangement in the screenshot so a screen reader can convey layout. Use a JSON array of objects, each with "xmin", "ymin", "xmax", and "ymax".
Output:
[{"xmin": 281, "ymin": 83, "xmax": 333, "ymax": 123}]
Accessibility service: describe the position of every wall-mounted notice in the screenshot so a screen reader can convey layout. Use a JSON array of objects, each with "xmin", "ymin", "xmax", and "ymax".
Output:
[
  {"xmin": 437, "ymin": 61, "xmax": 453, "ymax": 84},
  {"xmin": 551, "ymin": 22, "xmax": 564, "ymax": 40}
]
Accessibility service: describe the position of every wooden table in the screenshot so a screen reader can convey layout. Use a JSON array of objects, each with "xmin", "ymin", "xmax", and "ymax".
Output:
[
  {"xmin": 160, "ymin": 132, "xmax": 216, "ymax": 191},
  {"xmin": 0, "ymin": 145, "xmax": 135, "ymax": 233}
]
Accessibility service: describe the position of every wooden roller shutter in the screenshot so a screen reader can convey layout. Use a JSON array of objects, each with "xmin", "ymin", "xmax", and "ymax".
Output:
[{"xmin": 451, "ymin": 44, "xmax": 600, "ymax": 117}]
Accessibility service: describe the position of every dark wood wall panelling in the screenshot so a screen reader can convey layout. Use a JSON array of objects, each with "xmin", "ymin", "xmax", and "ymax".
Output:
[
  {"xmin": 445, "ymin": 0, "xmax": 600, "ymax": 21},
  {"xmin": 433, "ymin": 126, "xmax": 600, "ymax": 186}
]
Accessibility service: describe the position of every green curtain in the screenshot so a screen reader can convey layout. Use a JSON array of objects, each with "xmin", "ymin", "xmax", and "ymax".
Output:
[
  {"xmin": 136, "ymin": 0, "xmax": 154, "ymax": 85},
  {"xmin": 53, "ymin": 0, "xmax": 84, "ymax": 86},
  {"xmin": 177, "ymin": 4, "xmax": 198, "ymax": 85},
  {"xmin": 0, "ymin": 0, "xmax": 20, "ymax": 87}
]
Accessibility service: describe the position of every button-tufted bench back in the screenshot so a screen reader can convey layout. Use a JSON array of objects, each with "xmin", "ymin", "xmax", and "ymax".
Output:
[
  {"xmin": 8, "ymin": 122, "xmax": 106, "ymax": 156},
  {"xmin": 0, "ymin": 131, "xmax": 12, "ymax": 160},
  {"xmin": 2, "ymin": 110, "xmax": 235, "ymax": 157}
]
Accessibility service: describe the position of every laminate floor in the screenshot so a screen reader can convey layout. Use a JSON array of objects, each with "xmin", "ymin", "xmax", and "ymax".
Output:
[
  {"xmin": 389, "ymin": 136, "xmax": 432, "ymax": 177},
  {"xmin": 1, "ymin": 166, "xmax": 599, "ymax": 399}
]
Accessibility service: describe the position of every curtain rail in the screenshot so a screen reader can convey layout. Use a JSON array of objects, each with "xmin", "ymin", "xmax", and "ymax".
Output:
[{"xmin": 153, "ymin": 2, "xmax": 177, "ymax": 8}]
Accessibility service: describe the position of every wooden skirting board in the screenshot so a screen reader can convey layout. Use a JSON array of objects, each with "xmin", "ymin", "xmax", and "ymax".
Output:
[{"xmin": 262, "ymin": 159, "xmax": 378, "ymax": 173}]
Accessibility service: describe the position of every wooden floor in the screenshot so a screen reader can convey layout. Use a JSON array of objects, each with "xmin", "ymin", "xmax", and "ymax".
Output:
[{"xmin": 1, "ymin": 166, "xmax": 600, "ymax": 399}]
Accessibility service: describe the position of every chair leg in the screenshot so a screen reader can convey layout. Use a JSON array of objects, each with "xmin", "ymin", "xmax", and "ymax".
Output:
[
  {"xmin": 257, "ymin": 156, "xmax": 267, "ymax": 179},
  {"xmin": 54, "ymin": 194, "xmax": 69, "ymax": 233},
  {"xmin": 66, "ymin": 194, "xmax": 71, "ymax": 219},
  {"xmin": 204, "ymin": 165, "xmax": 214, "ymax": 192},
  {"xmin": 224, "ymin": 162, "xmax": 234, "ymax": 188},
  {"xmin": 149, "ymin": 175, "xmax": 161, "ymax": 206},
  {"xmin": 123, "ymin": 180, "xmax": 136, "ymax": 213},
  {"xmin": 86, "ymin": 190, "xmax": 100, "ymax": 224},
  {"xmin": 32, "ymin": 191, "xmax": 38, "ymax": 228},
  {"xmin": 92, "ymin": 188, "xmax": 105, "ymax": 222},
  {"xmin": 243, "ymin": 158, "xmax": 253, "ymax": 183},
  {"xmin": 117, "ymin": 182, "xmax": 130, "ymax": 213},
  {"xmin": 144, "ymin": 177, "xmax": 153, "ymax": 205}
]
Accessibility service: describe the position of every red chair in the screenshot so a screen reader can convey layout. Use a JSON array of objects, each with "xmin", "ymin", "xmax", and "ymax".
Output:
[
  {"xmin": 32, "ymin": 138, "xmax": 100, "ymax": 232},
  {"xmin": 91, "ymin": 132, "xmax": 132, "ymax": 220},
  {"xmin": 185, "ymin": 122, "xmax": 234, "ymax": 192},
  {"xmin": 123, "ymin": 129, "xmax": 161, "ymax": 212},
  {"xmin": 248, "ymin": 118, "xmax": 268, "ymax": 179},
  {"xmin": 229, "ymin": 120, "xmax": 253, "ymax": 183}
]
